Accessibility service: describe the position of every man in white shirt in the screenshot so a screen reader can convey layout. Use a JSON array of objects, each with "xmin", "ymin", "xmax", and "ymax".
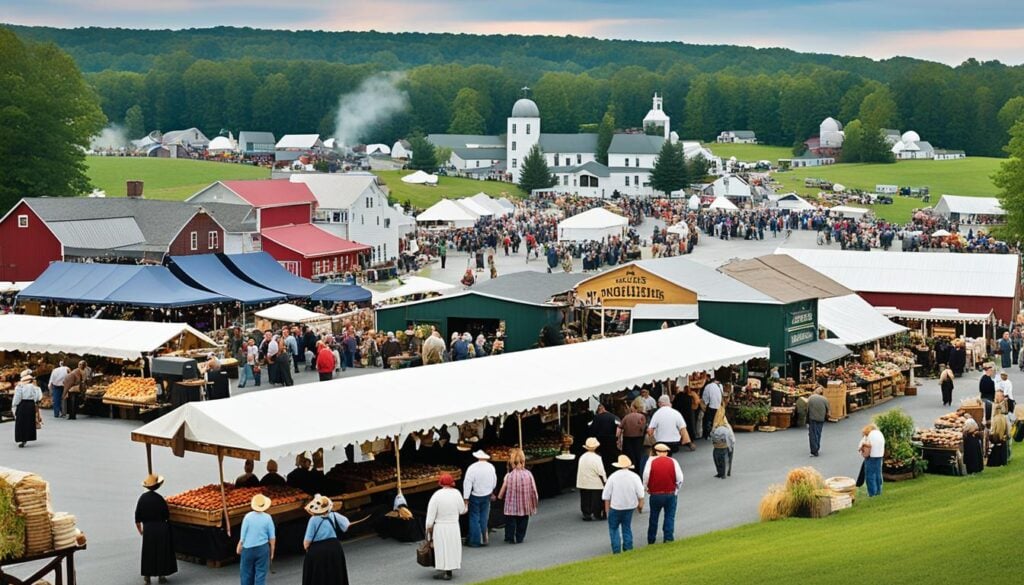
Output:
[
  {"xmin": 648, "ymin": 395, "xmax": 693, "ymax": 453},
  {"xmin": 601, "ymin": 455, "xmax": 644, "ymax": 554},
  {"xmin": 702, "ymin": 377, "xmax": 724, "ymax": 440},
  {"xmin": 462, "ymin": 450, "xmax": 497, "ymax": 546},
  {"xmin": 576, "ymin": 438, "xmax": 607, "ymax": 521},
  {"xmin": 996, "ymin": 371, "xmax": 1014, "ymax": 404},
  {"xmin": 48, "ymin": 360, "xmax": 70, "ymax": 418},
  {"xmin": 642, "ymin": 444, "xmax": 684, "ymax": 544},
  {"xmin": 632, "ymin": 388, "xmax": 657, "ymax": 417},
  {"xmin": 862, "ymin": 424, "xmax": 886, "ymax": 497}
]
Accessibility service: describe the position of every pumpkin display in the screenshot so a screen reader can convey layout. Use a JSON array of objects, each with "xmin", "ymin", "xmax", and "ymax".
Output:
[{"xmin": 102, "ymin": 377, "xmax": 157, "ymax": 404}]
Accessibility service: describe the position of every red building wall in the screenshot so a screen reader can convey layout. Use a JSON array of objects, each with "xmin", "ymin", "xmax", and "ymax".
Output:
[
  {"xmin": 259, "ymin": 204, "xmax": 312, "ymax": 230},
  {"xmin": 168, "ymin": 212, "xmax": 226, "ymax": 256},
  {"xmin": 259, "ymin": 239, "xmax": 361, "ymax": 280},
  {"xmin": 0, "ymin": 202, "xmax": 63, "ymax": 281},
  {"xmin": 858, "ymin": 291, "xmax": 1016, "ymax": 323}
]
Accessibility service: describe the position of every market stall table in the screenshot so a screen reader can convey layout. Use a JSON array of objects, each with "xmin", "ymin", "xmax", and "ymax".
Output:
[{"xmin": 0, "ymin": 544, "xmax": 87, "ymax": 585}]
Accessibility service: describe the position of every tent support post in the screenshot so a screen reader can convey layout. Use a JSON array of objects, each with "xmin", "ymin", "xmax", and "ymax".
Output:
[
  {"xmin": 217, "ymin": 450, "xmax": 231, "ymax": 537},
  {"xmin": 146, "ymin": 443, "xmax": 153, "ymax": 475},
  {"xmin": 517, "ymin": 414, "xmax": 523, "ymax": 450},
  {"xmin": 394, "ymin": 435, "xmax": 403, "ymax": 495}
]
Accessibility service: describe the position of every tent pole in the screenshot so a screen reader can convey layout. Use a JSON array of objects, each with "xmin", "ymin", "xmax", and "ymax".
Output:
[
  {"xmin": 146, "ymin": 443, "xmax": 153, "ymax": 475},
  {"xmin": 217, "ymin": 450, "xmax": 231, "ymax": 537},
  {"xmin": 517, "ymin": 414, "xmax": 523, "ymax": 450},
  {"xmin": 394, "ymin": 435, "xmax": 403, "ymax": 495}
]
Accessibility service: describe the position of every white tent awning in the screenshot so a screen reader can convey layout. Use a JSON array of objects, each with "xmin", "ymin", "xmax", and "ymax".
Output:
[
  {"xmin": 132, "ymin": 325, "xmax": 768, "ymax": 459},
  {"xmin": 372, "ymin": 276, "xmax": 457, "ymax": 303},
  {"xmin": 876, "ymin": 307, "xmax": 994, "ymax": 324},
  {"xmin": 819, "ymin": 294, "xmax": 907, "ymax": 346},
  {"xmin": 557, "ymin": 208, "xmax": 628, "ymax": 242},
  {"xmin": 416, "ymin": 199, "xmax": 479, "ymax": 227},
  {"xmin": 708, "ymin": 196, "xmax": 738, "ymax": 211},
  {"xmin": 830, "ymin": 205, "xmax": 869, "ymax": 218},
  {"xmin": 254, "ymin": 303, "xmax": 330, "ymax": 324},
  {"xmin": 0, "ymin": 314, "xmax": 216, "ymax": 361}
]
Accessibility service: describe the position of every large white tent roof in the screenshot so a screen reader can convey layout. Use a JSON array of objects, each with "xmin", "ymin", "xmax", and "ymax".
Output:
[
  {"xmin": 455, "ymin": 198, "xmax": 493, "ymax": 217},
  {"xmin": 819, "ymin": 294, "xmax": 907, "ymax": 346},
  {"xmin": 0, "ymin": 314, "xmax": 216, "ymax": 361},
  {"xmin": 132, "ymin": 324, "xmax": 768, "ymax": 460},
  {"xmin": 708, "ymin": 196, "xmax": 738, "ymax": 211},
  {"xmin": 401, "ymin": 170, "xmax": 439, "ymax": 185},
  {"xmin": 933, "ymin": 195, "xmax": 1005, "ymax": 217},
  {"xmin": 416, "ymin": 199, "xmax": 480, "ymax": 223},
  {"xmin": 558, "ymin": 207, "xmax": 627, "ymax": 229},
  {"xmin": 372, "ymin": 276, "xmax": 456, "ymax": 303},
  {"xmin": 254, "ymin": 303, "xmax": 330, "ymax": 324},
  {"xmin": 776, "ymin": 193, "xmax": 815, "ymax": 211},
  {"xmin": 778, "ymin": 249, "xmax": 1020, "ymax": 298},
  {"xmin": 468, "ymin": 193, "xmax": 509, "ymax": 217},
  {"xmin": 829, "ymin": 205, "xmax": 869, "ymax": 218}
]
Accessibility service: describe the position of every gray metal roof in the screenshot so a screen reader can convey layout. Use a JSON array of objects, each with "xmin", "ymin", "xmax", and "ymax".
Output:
[
  {"xmin": 238, "ymin": 131, "xmax": 276, "ymax": 145},
  {"xmin": 539, "ymin": 133, "xmax": 598, "ymax": 153},
  {"xmin": 729, "ymin": 131, "xmax": 756, "ymax": 139},
  {"xmin": 199, "ymin": 202, "xmax": 257, "ymax": 233},
  {"xmin": 472, "ymin": 271, "xmax": 589, "ymax": 305},
  {"xmin": 550, "ymin": 161, "xmax": 611, "ymax": 178},
  {"xmin": 608, "ymin": 134, "xmax": 664, "ymax": 155},
  {"xmin": 47, "ymin": 217, "xmax": 146, "ymax": 251},
  {"xmin": 427, "ymin": 134, "xmax": 505, "ymax": 149},
  {"xmin": 452, "ymin": 147, "xmax": 507, "ymax": 161},
  {"xmin": 630, "ymin": 257, "xmax": 778, "ymax": 304}
]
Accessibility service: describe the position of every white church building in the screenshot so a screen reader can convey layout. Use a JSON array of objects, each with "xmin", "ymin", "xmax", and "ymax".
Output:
[{"xmin": 428, "ymin": 92, "xmax": 717, "ymax": 198}]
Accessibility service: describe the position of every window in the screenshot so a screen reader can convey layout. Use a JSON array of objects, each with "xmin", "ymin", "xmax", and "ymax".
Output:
[
  {"xmin": 526, "ymin": 124, "xmax": 531, "ymax": 135},
  {"xmin": 476, "ymin": 160, "xmax": 480, "ymax": 168},
  {"xmin": 635, "ymin": 157, "xmax": 640, "ymax": 167},
  {"xmin": 384, "ymin": 243, "xmax": 387, "ymax": 258},
  {"xmin": 332, "ymin": 211, "xmax": 342, "ymax": 222},
  {"xmin": 208, "ymin": 231, "xmax": 218, "ymax": 249},
  {"xmin": 385, "ymin": 218, "xmax": 391, "ymax": 228},
  {"xmin": 189, "ymin": 231, "xmax": 198, "ymax": 251},
  {"xmin": 512, "ymin": 159, "xmax": 517, "ymax": 169},
  {"xmin": 554, "ymin": 154, "xmax": 559, "ymax": 166},
  {"xmin": 361, "ymin": 215, "xmax": 365, "ymax": 225},
  {"xmin": 17, "ymin": 215, "xmax": 28, "ymax": 228},
  {"xmin": 625, "ymin": 176, "xmax": 630, "ymax": 187},
  {"xmin": 511, "ymin": 141, "xmax": 516, "ymax": 151},
  {"xmin": 563, "ymin": 175, "xmax": 568, "ymax": 186},
  {"xmin": 624, "ymin": 158, "xmax": 629, "ymax": 167},
  {"xmin": 376, "ymin": 216, "xmax": 380, "ymax": 225},
  {"xmin": 634, "ymin": 176, "xmax": 639, "ymax": 188},
  {"xmin": 512, "ymin": 123, "xmax": 517, "ymax": 134},
  {"xmin": 577, "ymin": 154, "xmax": 582, "ymax": 164}
]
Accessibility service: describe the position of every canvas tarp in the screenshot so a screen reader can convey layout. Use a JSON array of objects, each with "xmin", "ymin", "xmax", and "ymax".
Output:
[
  {"xmin": 0, "ymin": 314, "xmax": 217, "ymax": 360},
  {"xmin": 167, "ymin": 254, "xmax": 285, "ymax": 305},
  {"xmin": 220, "ymin": 252, "xmax": 322, "ymax": 297},
  {"xmin": 416, "ymin": 199, "xmax": 479, "ymax": 228},
  {"xmin": 719, "ymin": 255, "xmax": 851, "ymax": 303},
  {"xmin": 310, "ymin": 283, "xmax": 372, "ymax": 303},
  {"xmin": 372, "ymin": 276, "xmax": 456, "ymax": 303},
  {"xmin": 819, "ymin": 294, "xmax": 907, "ymax": 346},
  {"xmin": 788, "ymin": 339, "xmax": 852, "ymax": 364},
  {"xmin": 557, "ymin": 208, "xmax": 628, "ymax": 242},
  {"xmin": 254, "ymin": 303, "xmax": 331, "ymax": 324},
  {"xmin": 132, "ymin": 324, "xmax": 768, "ymax": 459}
]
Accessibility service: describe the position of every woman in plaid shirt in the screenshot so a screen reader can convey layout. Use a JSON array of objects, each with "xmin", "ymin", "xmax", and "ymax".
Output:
[{"xmin": 497, "ymin": 448, "xmax": 539, "ymax": 544}]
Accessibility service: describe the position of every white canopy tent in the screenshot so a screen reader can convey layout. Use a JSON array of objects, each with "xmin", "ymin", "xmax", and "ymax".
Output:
[
  {"xmin": 667, "ymin": 222, "xmax": 689, "ymax": 237},
  {"xmin": 0, "ymin": 314, "xmax": 217, "ymax": 361},
  {"xmin": 416, "ymin": 199, "xmax": 480, "ymax": 228},
  {"xmin": 776, "ymin": 193, "xmax": 815, "ymax": 212},
  {"xmin": 132, "ymin": 325, "xmax": 768, "ymax": 460},
  {"xmin": 468, "ymin": 193, "xmax": 509, "ymax": 217},
  {"xmin": 496, "ymin": 197, "xmax": 516, "ymax": 213},
  {"xmin": 819, "ymin": 294, "xmax": 907, "ymax": 347},
  {"xmin": 557, "ymin": 208, "xmax": 628, "ymax": 242},
  {"xmin": 930, "ymin": 229, "xmax": 951, "ymax": 237},
  {"xmin": 708, "ymin": 196, "xmax": 738, "ymax": 211},
  {"xmin": 254, "ymin": 303, "xmax": 330, "ymax": 324},
  {"xmin": 401, "ymin": 170, "xmax": 439, "ymax": 185},
  {"xmin": 933, "ymin": 195, "xmax": 1004, "ymax": 219},
  {"xmin": 830, "ymin": 205, "xmax": 870, "ymax": 219},
  {"xmin": 687, "ymin": 195, "xmax": 701, "ymax": 211},
  {"xmin": 372, "ymin": 276, "xmax": 456, "ymax": 304},
  {"xmin": 455, "ymin": 198, "xmax": 494, "ymax": 217}
]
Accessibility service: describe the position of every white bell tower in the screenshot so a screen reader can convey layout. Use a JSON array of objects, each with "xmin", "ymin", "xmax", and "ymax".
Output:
[
  {"xmin": 507, "ymin": 86, "xmax": 541, "ymax": 184},
  {"xmin": 643, "ymin": 93, "xmax": 670, "ymax": 140}
]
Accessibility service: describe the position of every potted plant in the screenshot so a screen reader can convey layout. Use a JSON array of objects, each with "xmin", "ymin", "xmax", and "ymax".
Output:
[
  {"xmin": 732, "ymin": 403, "xmax": 770, "ymax": 431},
  {"xmin": 874, "ymin": 408, "xmax": 925, "ymax": 480}
]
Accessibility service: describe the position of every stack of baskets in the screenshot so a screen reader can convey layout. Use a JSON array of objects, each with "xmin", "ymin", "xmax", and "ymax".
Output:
[
  {"xmin": 50, "ymin": 513, "xmax": 79, "ymax": 550},
  {"xmin": 12, "ymin": 475, "xmax": 53, "ymax": 555},
  {"xmin": 824, "ymin": 476, "xmax": 856, "ymax": 511}
]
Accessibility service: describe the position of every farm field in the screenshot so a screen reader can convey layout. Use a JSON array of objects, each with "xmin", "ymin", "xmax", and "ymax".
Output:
[
  {"xmin": 478, "ymin": 463, "xmax": 1023, "ymax": 585},
  {"xmin": 705, "ymin": 143, "xmax": 794, "ymax": 163},
  {"xmin": 86, "ymin": 156, "xmax": 269, "ymax": 200},
  {"xmin": 375, "ymin": 170, "xmax": 524, "ymax": 209}
]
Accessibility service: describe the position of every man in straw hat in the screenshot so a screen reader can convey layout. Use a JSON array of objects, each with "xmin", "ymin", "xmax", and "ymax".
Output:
[
  {"xmin": 462, "ymin": 450, "xmax": 496, "ymax": 547},
  {"xmin": 642, "ymin": 444, "xmax": 683, "ymax": 545},
  {"xmin": 135, "ymin": 474, "xmax": 177, "ymax": 584},
  {"xmin": 237, "ymin": 494, "xmax": 276, "ymax": 585},
  {"xmin": 602, "ymin": 455, "xmax": 644, "ymax": 554},
  {"xmin": 576, "ymin": 437, "xmax": 607, "ymax": 521}
]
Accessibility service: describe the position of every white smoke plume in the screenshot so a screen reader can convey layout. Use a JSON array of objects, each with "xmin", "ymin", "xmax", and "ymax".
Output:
[
  {"xmin": 332, "ymin": 72, "xmax": 409, "ymax": 147},
  {"xmin": 90, "ymin": 125, "xmax": 130, "ymax": 151}
]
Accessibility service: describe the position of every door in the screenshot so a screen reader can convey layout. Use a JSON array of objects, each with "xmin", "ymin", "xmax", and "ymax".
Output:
[{"xmin": 279, "ymin": 260, "xmax": 300, "ymax": 276}]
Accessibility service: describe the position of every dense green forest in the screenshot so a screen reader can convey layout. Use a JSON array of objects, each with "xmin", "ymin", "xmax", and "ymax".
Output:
[{"xmin": 7, "ymin": 25, "xmax": 1024, "ymax": 156}]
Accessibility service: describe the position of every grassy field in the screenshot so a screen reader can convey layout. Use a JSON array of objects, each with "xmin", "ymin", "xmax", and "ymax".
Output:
[
  {"xmin": 86, "ymin": 156, "xmax": 269, "ymax": 200},
  {"xmin": 704, "ymin": 143, "xmax": 795, "ymax": 163},
  {"xmin": 478, "ymin": 463, "xmax": 1022, "ymax": 585},
  {"xmin": 375, "ymin": 170, "xmax": 524, "ymax": 209}
]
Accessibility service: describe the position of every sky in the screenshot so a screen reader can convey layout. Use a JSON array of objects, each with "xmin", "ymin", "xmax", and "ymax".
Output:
[{"xmin": 5, "ymin": 0, "xmax": 1024, "ymax": 66}]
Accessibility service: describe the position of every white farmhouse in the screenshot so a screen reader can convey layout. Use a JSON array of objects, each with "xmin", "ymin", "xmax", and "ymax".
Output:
[
  {"xmin": 717, "ymin": 130, "xmax": 757, "ymax": 144},
  {"xmin": 890, "ymin": 131, "xmax": 935, "ymax": 160}
]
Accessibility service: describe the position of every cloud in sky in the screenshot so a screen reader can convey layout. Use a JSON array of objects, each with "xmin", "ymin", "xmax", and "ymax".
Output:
[{"xmin": 5, "ymin": 0, "xmax": 1024, "ymax": 65}]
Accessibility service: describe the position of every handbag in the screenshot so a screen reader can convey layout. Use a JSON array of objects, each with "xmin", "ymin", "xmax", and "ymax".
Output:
[
  {"xmin": 679, "ymin": 427, "xmax": 692, "ymax": 445},
  {"xmin": 416, "ymin": 539, "xmax": 434, "ymax": 567},
  {"xmin": 855, "ymin": 460, "xmax": 866, "ymax": 487}
]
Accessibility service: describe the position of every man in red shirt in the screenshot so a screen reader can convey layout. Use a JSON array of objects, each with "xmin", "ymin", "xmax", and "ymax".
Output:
[
  {"xmin": 642, "ymin": 443, "xmax": 684, "ymax": 544},
  {"xmin": 315, "ymin": 341, "xmax": 335, "ymax": 382}
]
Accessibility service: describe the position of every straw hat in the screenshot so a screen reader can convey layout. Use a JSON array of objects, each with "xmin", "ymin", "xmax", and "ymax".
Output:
[
  {"xmin": 653, "ymin": 443, "xmax": 670, "ymax": 453},
  {"xmin": 584, "ymin": 437, "xmax": 600, "ymax": 450},
  {"xmin": 141, "ymin": 474, "xmax": 164, "ymax": 489},
  {"xmin": 304, "ymin": 494, "xmax": 333, "ymax": 516},
  {"xmin": 20, "ymin": 373, "xmax": 34, "ymax": 383},
  {"xmin": 612, "ymin": 455, "xmax": 634, "ymax": 469},
  {"xmin": 251, "ymin": 494, "xmax": 272, "ymax": 512},
  {"xmin": 472, "ymin": 450, "xmax": 490, "ymax": 460}
]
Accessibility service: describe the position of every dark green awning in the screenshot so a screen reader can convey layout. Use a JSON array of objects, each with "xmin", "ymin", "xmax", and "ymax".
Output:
[{"xmin": 787, "ymin": 340, "xmax": 852, "ymax": 364}]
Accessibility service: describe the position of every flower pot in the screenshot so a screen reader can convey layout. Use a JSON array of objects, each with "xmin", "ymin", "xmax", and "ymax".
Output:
[{"xmin": 733, "ymin": 424, "xmax": 756, "ymax": 432}]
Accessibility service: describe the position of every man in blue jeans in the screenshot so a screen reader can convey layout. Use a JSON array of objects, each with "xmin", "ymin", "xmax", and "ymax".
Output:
[
  {"xmin": 602, "ymin": 455, "xmax": 645, "ymax": 553},
  {"xmin": 642, "ymin": 443, "xmax": 684, "ymax": 544},
  {"xmin": 237, "ymin": 494, "xmax": 276, "ymax": 585},
  {"xmin": 863, "ymin": 424, "xmax": 886, "ymax": 497},
  {"xmin": 462, "ymin": 450, "xmax": 496, "ymax": 546}
]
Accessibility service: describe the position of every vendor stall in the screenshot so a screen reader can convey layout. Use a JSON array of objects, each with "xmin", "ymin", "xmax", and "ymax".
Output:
[{"xmin": 253, "ymin": 303, "xmax": 333, "ymax": 330}]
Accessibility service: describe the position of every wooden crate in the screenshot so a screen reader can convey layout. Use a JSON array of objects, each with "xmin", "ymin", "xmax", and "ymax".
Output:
[
  {"xmin": 768, "ymin": 408, "xmax": 794, "ymax": 429},
  {"xmin": 823, "ymin": 386, "xmax": 847, "ymax": 420}
]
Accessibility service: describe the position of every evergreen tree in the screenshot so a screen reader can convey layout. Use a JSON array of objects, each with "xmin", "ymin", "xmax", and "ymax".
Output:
[
  {"xmin": 596, "ymin": 106, "xmax": 615, "ymax": 165},
  {"xmin": 859, "ymin": 123, "xmax": 896, "ymax": 163},
  {"xmin": 124, "ymin": 104, "xmax": 145, "ymax": 139},
  {"xmin": 650, "ymin": 140, "xmax": 686, "ymax": 195},
  {"xmin": 517, "ymin": 144, "xmax": 556, "ymax": 193},
  {"xmin": 407, "ymin": 134, "xmax": 437, "ymax": 171},
  {"xmin": 995, "ymin": 120, "xmax": 1024, "ymax": 241},
  {"xmin": 448, "ymin": 88, "xmax": 486, "ymax": 134},
  {"xmin": 687, "ymin": 154, "xmax": 710, "ymax": 182}
]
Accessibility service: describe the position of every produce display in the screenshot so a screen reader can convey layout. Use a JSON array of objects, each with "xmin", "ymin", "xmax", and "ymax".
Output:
[
  {"xmin": 934, "ymin": 412, "xmax": 969, "ymax": 431},
  {"xmin": 84, "ymin": 375, "xmax": 118, "ymax": 397},
  {"xmin": 102, "ymin": 376, "xmax": 158, "ymax": 404},
  {"xmin": 914, "ymin": 428, "xmax": 963, "ymax": 449},
  {"xmin": 875, "ymin": 349, "xmax": 916, "ymax": 369},
  {"xmin": 166, "ymin": 484, "xmax": 306, "ymax": 512},
  {"xmin": 325, "ymin": 461, "xmax": 460, "ymax": 487}
]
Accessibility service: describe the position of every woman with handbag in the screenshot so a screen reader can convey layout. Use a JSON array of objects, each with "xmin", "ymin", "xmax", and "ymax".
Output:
[
  {"xmin": 424, "ymin": 473, "xmax": 466, "ymax": 581},
  {"xmin": 13, "ymin": 370, "xmax": 42, "ymax": 448},
  {"xmin": 302, "ymin": 494, "xmax": 351, "ymax": 585}
]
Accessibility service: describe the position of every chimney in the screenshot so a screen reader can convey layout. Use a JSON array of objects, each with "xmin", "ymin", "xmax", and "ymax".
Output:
[{"xmin": 126, "ymin": 180, "xmax": 144, "ymax": 199}]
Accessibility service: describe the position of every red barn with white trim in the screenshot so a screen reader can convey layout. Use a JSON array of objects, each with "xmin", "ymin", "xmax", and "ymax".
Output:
[{"xmin": 260, "ymin": 223, "xmax": 370, "ymax": 279}]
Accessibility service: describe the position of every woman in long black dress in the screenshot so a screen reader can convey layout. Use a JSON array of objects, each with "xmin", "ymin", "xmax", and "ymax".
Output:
[
  {"xmin": 962, "ymin": 418, "xmax": 984, "ymax": 474},
  {"xmin": 135, "ymin": 474, "xmax": 177, "ymax": 584},
  {"xmin": 13, "ymin": 371, "xmax": 41, "ymax": 448},
  {"xmin": 939, "ymin": 367, "xmax": 955, "ymax": 406},
  {"xmin": 302, "ymin": 494, "xmax": 350, "ymax": 585},
  {"xmin": 949, "ymin": 342, "xmax": 967, "ymax": 377},
  {"xmin": 987, "ymin": 410, "xmax": 1010, "ymax": 467}
]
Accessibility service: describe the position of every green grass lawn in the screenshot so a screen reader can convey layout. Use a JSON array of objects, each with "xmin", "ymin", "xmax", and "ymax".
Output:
[
  {"xmin": 773, "ymin": 157, "xmax": 1003, "ymax": 222},
  {"xmin": 86, "ymin": 156, "xmax": 269, "ymax": 200},
  {"xmin": 375, "ymin": 170, "xmax": 524, "ymax": 210},
  {"xmin": 477, "ymin": 463, "xmax": 1023, "ymax": 585},
  {"xmin": 704, "ymin": 143, "xmax": 795, "ymax": 163}
]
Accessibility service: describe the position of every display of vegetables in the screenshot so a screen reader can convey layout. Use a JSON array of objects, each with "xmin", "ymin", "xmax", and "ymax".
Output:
[
  {"xmin": 914, "ymin": 428, "xmax": 962, "ymax": 449},
  {"xmin": 934, "ymin": 412, "xmax": 968, "ymax": 431},
  {"xmin": 102, "ymin": 377, "xmax": 157, "ymax": 404},
  {"xmin": 166, "ymin": 484, "xmax": 306, "ymax": 512}
]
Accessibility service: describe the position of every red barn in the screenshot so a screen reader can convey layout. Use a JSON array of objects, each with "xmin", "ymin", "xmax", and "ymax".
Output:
[
  {"xmin": 0, "ymin": 197, "xmax": 227, "ymax": 282},
  {"xmin": 186, "ymin": 179, "xmax": 316, "ymax": 230},
  {"xmin": 260, "ymin": 223, "xmax": 370, "ymax": 279}
]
